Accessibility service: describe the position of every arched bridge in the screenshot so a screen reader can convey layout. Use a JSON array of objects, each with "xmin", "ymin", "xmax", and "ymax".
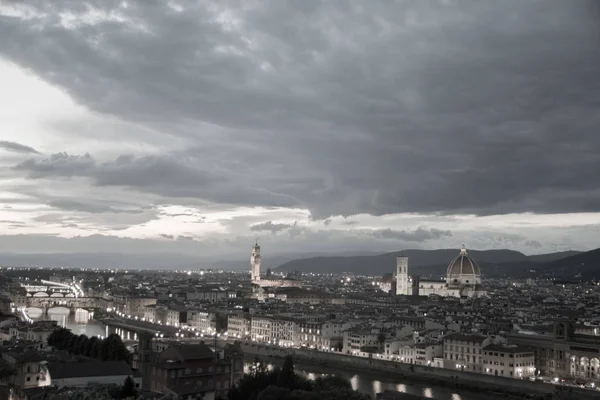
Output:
[
  {"xmin": 21, "ymin": 279, "xmax": 84, "ymax": 298},
  {"xmin": 25, "ymin": 296, "xmax": 100, "ymax": 313}
]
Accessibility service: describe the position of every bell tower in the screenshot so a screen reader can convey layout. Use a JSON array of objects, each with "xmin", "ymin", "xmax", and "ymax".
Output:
[
  {"xmin": 251, "ymin": 242, "xmax": 261, "ymax": 282},
  {"xmin": 395, "ymin": 255, "xmax": 410, "ymax": 295}
]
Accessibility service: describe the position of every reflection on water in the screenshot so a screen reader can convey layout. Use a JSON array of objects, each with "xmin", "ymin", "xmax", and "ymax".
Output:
[
  {"xmin": 26, "ymin": 308, "xmax": 138, "ymax": 341},
  {"xmin": 244, "ymin": 361, "xmax": 510, "ymax": 400}
]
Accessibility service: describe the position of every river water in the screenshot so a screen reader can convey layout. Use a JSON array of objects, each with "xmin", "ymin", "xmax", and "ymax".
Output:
[
  {"xmin": 247, "ymin": 360, "xmax": 510, "ymax": 400},
  {"xmin": 27, "ymin": 307, "xmax": 139, "ymax": 341},
  {"xmin": 27, "ymin": 309, "xmax": 507, "ymax": 399}
]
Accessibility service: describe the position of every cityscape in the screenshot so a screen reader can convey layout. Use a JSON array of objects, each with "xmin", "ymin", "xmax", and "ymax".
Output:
[
  {"xmin": 1, "ymin": 243, "xmax": 600, "ymax": 399},
  {"xmin": 2, "ymin": 1, "xmax": 600, "ymax": 400}
]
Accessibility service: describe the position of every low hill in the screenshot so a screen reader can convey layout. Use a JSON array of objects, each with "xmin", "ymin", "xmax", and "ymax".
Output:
[
  {"xmin": 275, "ymin": 248, "xmax": 529, "ymax": 275},
  {"xmin": 528, "ymin": 251, "xmax": 581, "ymax": 263},
  {"xmin": 275, "ymin": 248, "xmax": 583, "ymax": 277},
  {"xmin": 537, "ymin": 248, "xmax": 600, "ymax": 279}
]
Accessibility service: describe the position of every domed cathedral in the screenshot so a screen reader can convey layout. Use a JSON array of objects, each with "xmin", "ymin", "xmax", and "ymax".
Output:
[
  {"xmin": 445, "ymin": 246, "xmax": 486, "ymax": 298},
  {"xmin": 394, "ymin": 246, "xmax": 486, "ymax": 298}
]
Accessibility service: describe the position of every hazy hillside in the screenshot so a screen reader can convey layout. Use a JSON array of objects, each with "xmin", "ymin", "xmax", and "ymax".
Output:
[
  {"xmin": 0, "ymin": 250, "xmax": 380, "ymax": 271},
  {"xmin": 528, "ymin": 251, "xmax": 581, "ymax": 263},
  {"xmin": 275, "ymin": 248, "xmax": 530, "ymax": 275},
  {"xmin": 275, "ymin": 248, "xmax": 584, "ymax": 277},
  {"xmin": 537, "ymin": 248, "xmax": 600, "ymax": 279},
  {"xmin": 0, "ymin": 252, "xmax": 210, "ymax": 270}
]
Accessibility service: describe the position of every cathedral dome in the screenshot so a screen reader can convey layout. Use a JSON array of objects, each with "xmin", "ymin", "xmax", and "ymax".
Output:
[{"xmin": 446, "ymin": 246, "xmax": 481, "ymax": 285}]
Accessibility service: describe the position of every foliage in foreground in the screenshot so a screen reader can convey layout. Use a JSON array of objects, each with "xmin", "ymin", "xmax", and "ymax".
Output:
[
  {"xmin": 48, "ymin": 328, "xmax": 131, "ymax": 364},
  {"xmin": 228, "ymin": 356, "xmax": 371, "ymax": 400},
  {"xmin": 46, "ymin": 377, "xmax": 138, "ymax": 400}
]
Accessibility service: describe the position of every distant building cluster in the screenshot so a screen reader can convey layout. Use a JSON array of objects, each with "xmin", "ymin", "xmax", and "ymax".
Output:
[{"xmin": 393, "ymin": 246, "xmax": 487, "ymax": 298}]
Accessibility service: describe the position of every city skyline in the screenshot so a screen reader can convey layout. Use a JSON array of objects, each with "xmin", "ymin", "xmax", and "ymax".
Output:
[{"xmin": 2, "ymin": 0, "xmax": 600, "ymax": 258}]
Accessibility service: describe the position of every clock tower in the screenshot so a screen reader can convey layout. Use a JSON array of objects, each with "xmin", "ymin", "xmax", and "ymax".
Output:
[{"xmin": 251, "ymin": 242, "xmax": 261, "ymax": 282}]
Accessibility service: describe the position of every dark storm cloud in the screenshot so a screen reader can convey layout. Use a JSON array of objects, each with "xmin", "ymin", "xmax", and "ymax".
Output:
[
  {"xmin": 3, "ymin": 1, "xmax": 600, "ymax": 217},
  {"xmin": 250, "ymin": 221, "xmax": 295, "ymax": 234},
  {"xmin": 372, "ymin": 227, "xmax": 452, "ymax": 242},
  {"xmin": 14, "ymin": 152, "xmax": 300, "ymax": 208},
  {"xmin": 0, "ymin": 141, "xmax": 40, "ymax": 154}
]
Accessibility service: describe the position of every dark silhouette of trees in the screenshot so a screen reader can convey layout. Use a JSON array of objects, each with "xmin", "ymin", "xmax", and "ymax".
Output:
[
  {"xmin": 102, "ymin": 334, "xmax": 131, "ymax": 363},
  {"xmin": 276, "ymin": 355, "xmax": 295, "ymax": 388},
  {"xmin": 228, "ymin": 357, "xmax": 369, "ymax": 400},
  {"xmin": 120, "ymin": 376, "xmax": 137, "ymax": 399},
  {"xmin": 91, "ymin": 338, "xmax": 104, "ymax": 359},
  {"xmin": 377, "ymin": 332, "xmax": 386, "ymax": 350},
  {"xmin": 0, "ymin": 359, "xmax": 16, "ymax": 381},
  {"xmin": 84, "ymin": 336, "xmax": 98, "ymax": 357},
  {"xmin": 74, "ymin": 334, "xmax": 89, "ymax": 355},
  {"xmin": 47, "ymin": 329, "xmax": 130, "ymax": 364}
]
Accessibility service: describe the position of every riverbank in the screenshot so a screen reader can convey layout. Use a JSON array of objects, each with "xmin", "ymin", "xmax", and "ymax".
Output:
[{"xmin": 238, "ymin": 342, "xmax": 600, "ymax": 400}]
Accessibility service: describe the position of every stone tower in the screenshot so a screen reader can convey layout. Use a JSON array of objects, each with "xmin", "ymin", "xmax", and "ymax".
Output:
[
  {"xmin": 251, "ymin": 242, "xmax": 261, "ymax": 282},
  {"xmin": 395, "ymin": 255, "xmax": 410, "ymax": 295}
]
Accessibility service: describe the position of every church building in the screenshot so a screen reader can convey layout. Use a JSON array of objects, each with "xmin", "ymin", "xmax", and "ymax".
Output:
[{"xmin": 394, "ymin": 246, "xmax": 486, "ymax": 298}]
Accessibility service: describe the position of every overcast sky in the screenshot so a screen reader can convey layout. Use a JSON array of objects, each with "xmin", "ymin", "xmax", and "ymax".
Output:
[{"xmin": 1, "ymin": 0, "xmax": 600, "ymax": 260}]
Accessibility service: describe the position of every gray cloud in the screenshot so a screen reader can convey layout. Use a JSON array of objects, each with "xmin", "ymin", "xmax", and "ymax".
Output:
[
  {"xmin": 372, "ymin": 227, "xmax": 453, "ymax": 242},
  {"xmin": 525, "ymin": 240, "xmax": 543, "ymax": 249},
  {"xmin": 14, "ymin": 152, "xmax": 300, "ymax": 208},
  {"xmin": 177, "ymin": 235, "xmax": 196, "ymax": 241},
  {"xmin": 0, "ymin": 141, "xmax": 40, "ymax": 154},
  {"xmin": 47, "ymin": 199, "xmax": 144, "ymax": 214},
  {"xmin": 2, "ymin": 0, "xmax": 600, "ymax": 221},
  {"xmin": 159, "ymin": 234, "xmax": 174, "ymax": 240},
  {"xmin": 250, "ymin": 221, "xmax": 295, "ymax": 234}
]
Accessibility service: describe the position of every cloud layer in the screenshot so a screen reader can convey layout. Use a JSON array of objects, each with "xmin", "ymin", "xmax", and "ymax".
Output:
[{"xmin": 1, "ymin": 1, "xmax": 600, "ymax": 257}]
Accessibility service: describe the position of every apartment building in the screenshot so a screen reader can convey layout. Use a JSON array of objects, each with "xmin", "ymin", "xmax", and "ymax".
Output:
[{"xmin": 482, "ymin": 344, "xmax": 536, "ymax": 379}]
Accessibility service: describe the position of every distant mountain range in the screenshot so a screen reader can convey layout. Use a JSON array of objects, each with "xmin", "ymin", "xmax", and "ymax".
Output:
[
  {"xmin": 0, "ymin": 250, "xmax": 378, "ymax": 271},
  {"xmin": 2, "ymin": 248, "xmax": 597, "ymax": 279},
  {"xmin": 275, "ymin": 249, "xmax": 587, "ymax": 278}
]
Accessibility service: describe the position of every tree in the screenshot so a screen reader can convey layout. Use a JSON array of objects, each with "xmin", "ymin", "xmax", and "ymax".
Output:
[
  {"xmin": 319, "ymin": 389, "xmax": 371, "ymax": 400},
  {"xmin": 74, "ymin": 335, "xmax": 89, "ymax": 355},
  {"xmin": 91, "ymin": 338, "xmax": 104, "ymax": 359},
  {"xmin": 120, "ymin": 376, "xmax": 137, "ymax": 399},
  {"xmin": 66, "ymin": 335, "xmax": 78, "ymax": 353},
  {"xmin": 228, "ymin": 357, "xmax": 365, "ymax": 400},
  {"xmin": 48, "ymin": 328, "xmax": 71, "ymax": 349},
  {"xmin": 84, "ymin": 336, "xmax": 99, "ymax": 357},
  {"xmin": 313, "ymin": 376, "xmax": 351, "ymax": 392},
  {"xmin": 266, "ymin": 268, "xmax": 272, "ymax": 278},
  {"xmin": 60, "ymin": 332, "xmax": 76, "ymax": 350},
  {"xmin": 377, "ymin": 332, "xmax": 386, "ymax": 350},
  {"xmin": 101, "ymin": 334, "xmax": 131, "ymax": 363},
  {"xmin": 257, "ymin": 385, "xmax": 290, "ymax": 400},
  {"xmin": 276, "ymin": 356, "xmax": 295, "ymax": 388},
  {"xmin": 0, "ymin": 359, "xmax": 16, "ymax": 381},
  {"xmin": 249, "ymin": 357, "xmax": 268, "ymax": 378}
]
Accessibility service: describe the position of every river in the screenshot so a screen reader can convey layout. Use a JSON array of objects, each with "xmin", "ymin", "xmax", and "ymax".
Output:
[
  {"xmin": 247, "ymin": 360, "xmax": 511, "ymax": 400},
  {"xmin": 26, "ymin": 307, "xmax": 139, "ymax": 341}
]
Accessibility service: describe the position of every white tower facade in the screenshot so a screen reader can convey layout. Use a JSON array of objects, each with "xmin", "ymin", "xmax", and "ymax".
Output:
[
  {"xmin": 251, "ymin": 242, "xmax": 261, "ymax": 282},
  {"xmin": 395, "ymin": 256, "xmax": 411, "ymax": 295}
]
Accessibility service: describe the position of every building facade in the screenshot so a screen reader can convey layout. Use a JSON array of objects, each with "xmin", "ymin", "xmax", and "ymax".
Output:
[{"xmin": 394, "ymin": 246, "xmax": 487, "ymax": 298}]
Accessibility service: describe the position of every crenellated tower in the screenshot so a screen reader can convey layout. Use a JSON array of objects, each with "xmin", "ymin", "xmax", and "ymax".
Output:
[{"xmin": 251, "ymin": 242, "xmax": 261, "ymax": 282}]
